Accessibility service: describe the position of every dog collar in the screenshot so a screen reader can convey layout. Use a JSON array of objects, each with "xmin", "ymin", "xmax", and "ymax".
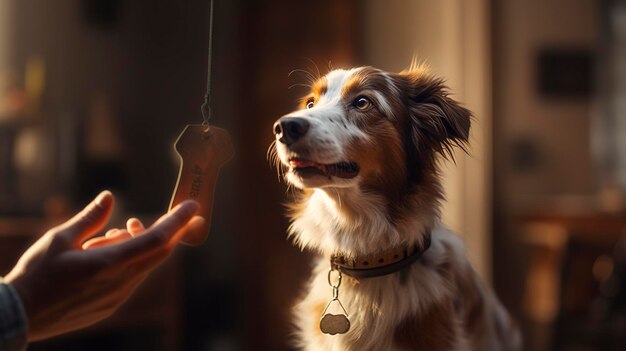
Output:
[{"xmin": 330, "ymin": 232, "xmax": 432, "ymax": 279}]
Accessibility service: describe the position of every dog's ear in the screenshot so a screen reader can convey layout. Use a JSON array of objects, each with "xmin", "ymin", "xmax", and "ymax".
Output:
[{"xmin": 398, "ymin": 68, "xmax": 471, "ymax": 160}]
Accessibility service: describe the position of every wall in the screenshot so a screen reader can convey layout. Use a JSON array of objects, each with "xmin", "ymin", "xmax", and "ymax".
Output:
[
  {"xmin": 361, "ymin": 0, "xmax": 493, "ymax": 280},
  {"xmin": 494, "ymin": 0, "xmax": 597, "ymax": 209},
  {"xmin": 492, "ymin": 0, "xmax": 598, "ymax": 315},
  {"xmin": 0, "ymin": 1, "xmax": 12, "ymax": 72}
]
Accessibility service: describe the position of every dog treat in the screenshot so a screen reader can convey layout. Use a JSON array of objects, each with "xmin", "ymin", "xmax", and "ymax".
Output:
[{"xmin": 169, "ymin": 124, "xmax": 233, "ymax": 245}]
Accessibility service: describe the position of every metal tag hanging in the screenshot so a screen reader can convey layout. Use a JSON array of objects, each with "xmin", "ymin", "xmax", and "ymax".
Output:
[
  {"xmin": 169, "ymin": 125, "xmax": 233, "ymax": 245},
  {"xmin": 320, "ymin": 269, "xmax": 351, "ymax": 335},
  {"xmin": 168, "ymin": 0, "xmax": 234, "ymax": 245}
]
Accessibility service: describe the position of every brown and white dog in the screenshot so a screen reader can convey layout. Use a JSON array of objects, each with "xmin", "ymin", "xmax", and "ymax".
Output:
[{"xmin": 270, "ymin": 63, "xmax": 521, "ymax": 351}]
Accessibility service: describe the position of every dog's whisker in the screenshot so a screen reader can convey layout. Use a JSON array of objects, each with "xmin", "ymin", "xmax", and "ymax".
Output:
[
  {"xmin": 303, "ymin": 57, "xmax": 321, "ymax": 80},
  {"xmin": 266, "ymin": 140, "xmax": 284, "ymax": 182},
  {"xmin": 277, "ymin": 161, "xmax": 286, "ymax": 182},
  {"xmin": 266, "ymin": 142, "xmax": 277, "ymax": 167},
  {"xmin": 266, "ymin": 140, "xmax": 276, "ymax": 160},
  {"xmin": 333, "ymin": 188, "xmax": 342, "ymax": 209},
  {"xmin": 288, "ymin": 83, "xmax": 312, "ymax": 90},
  {"xmin": 288, "ymin": 68, "xmax": 309, "ymax": 77},
  {"xmin": 288, "ymin": 68, "xmax": 317, "ymax": 85}
]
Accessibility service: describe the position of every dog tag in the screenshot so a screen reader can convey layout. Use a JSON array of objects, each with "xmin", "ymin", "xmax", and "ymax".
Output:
[
  {"xmin": 169, "ymin": 124, "xmax": 233, "ymax": 245},
  {"xmin": 321, "ymin": 268, "xmax": 351, "ymax": 335},
  {"xmin": 320, "ymin": 312, "xmax": 351, "ymax": 335},
  {"xmin": 320, "ymin": 300, "xmax": 351, "ymax": 335}
]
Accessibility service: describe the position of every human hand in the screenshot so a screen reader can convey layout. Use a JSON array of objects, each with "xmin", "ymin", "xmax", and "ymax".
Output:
[{"xmin": 4, "ymin": 191, "xmax": 204, "ymax": 341}]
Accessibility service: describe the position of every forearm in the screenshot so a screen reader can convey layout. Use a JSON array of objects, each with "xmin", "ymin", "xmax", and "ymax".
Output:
[{"xmin": 0, "ymin": 278, "xmax": 27, "ymax": 351}]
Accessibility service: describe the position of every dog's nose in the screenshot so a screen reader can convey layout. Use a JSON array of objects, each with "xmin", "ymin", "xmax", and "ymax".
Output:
[{"xmin": 273, "ymin": 117, "xmax": 310, "ymax": 145}]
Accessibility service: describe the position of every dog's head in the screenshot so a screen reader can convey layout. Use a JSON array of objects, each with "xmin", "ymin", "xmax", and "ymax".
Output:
[{"xmin": 272, "ymin": 64, "xmax": 471, "ymax": 198}]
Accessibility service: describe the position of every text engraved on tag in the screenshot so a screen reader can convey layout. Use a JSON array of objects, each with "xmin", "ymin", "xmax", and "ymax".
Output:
[{"xmin": 190, "ymin": 164, "xmax": 204, "ymax": 198}]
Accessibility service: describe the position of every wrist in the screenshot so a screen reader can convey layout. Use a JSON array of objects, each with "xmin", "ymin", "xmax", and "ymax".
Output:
[{"xmin": 0, "ymin": 281, "xmax": 28, "ymax": 350}]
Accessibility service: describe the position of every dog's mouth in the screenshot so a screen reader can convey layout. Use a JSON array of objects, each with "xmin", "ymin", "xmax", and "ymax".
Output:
[{"xmin": 289, "ymin": 159, "xmax": 360, "ymax": 179}]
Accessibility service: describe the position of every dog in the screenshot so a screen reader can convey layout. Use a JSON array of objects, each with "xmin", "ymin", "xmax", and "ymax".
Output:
[{"xmin": 269, "ymin": 62, "xmax": 521, "ymax": 351}]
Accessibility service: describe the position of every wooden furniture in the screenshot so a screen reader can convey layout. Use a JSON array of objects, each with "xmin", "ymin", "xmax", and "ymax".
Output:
[{"xmin": 521, "ymin": 207, "xmax": 626, "ymax": 351}]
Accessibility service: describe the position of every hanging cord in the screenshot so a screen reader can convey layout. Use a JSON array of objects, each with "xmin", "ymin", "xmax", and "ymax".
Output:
[{"xmin": 200, "ymin": 0, "xmax": 215, "ymax": 130}]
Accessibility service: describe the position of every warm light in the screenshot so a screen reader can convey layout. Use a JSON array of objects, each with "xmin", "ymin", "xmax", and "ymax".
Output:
[
  {"xmin": 25, "ymin": 56, "xmax": 45, "ymax": 113},
  {"xmin": 592, "ymin": 255, "xmax": 614, "ymax": 283}
]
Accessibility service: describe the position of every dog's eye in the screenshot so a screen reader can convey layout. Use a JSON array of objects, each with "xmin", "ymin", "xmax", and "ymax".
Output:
[
  {"xmin": 354, "ymin": 97, "xmax": 372, "ymax": 111},
  {"xmin": 306, "ymin": 99, "xmax": 315, "ymax": 109}
]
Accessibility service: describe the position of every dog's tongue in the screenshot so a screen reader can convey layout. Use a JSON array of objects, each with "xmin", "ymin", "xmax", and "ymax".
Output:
[
  {"xmin": 290, "ymin": 159, "xmax": 329, "ymax": 175},
  {"xmin": 290, "ymin": 159, "xmax": 318, "ymax": 168},
  {"xmin": 289, "ymin": 159, "xmax": 359, "ymax": 179}
]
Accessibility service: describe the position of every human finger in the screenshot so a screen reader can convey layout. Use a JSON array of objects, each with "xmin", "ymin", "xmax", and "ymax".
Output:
[
  {"xmin": 105, "ymin": 229, "xmax": 120, "ymax": 238},
  {"xmin": 126, "ymin": 218, "xmax": 146, "ymax": 236},
  {"xmin": 173, "ymin": 216, "xmax": 206, "ymax": 245},
  {"xmin": 56, "ymin": 191, "xmax": 114, "ymax": 246},
  {"xmin": 82, "ymin": 230, "xmax": 133, "ymax": 250},
  {"xmin": 107, "ymin": 200, "xmax": 199, "ymax": 261},
  {"xmin": 125, "ymin": 215, "xmax": 200, "ymax": 274},
  {"xmin": 106, "ymin": 216, "xmax": 205, "ymax": 275}
]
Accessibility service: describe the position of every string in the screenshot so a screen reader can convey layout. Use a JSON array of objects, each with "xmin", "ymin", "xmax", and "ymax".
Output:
[{"xmin": 200, "ymin": 0, "xmax": 214, "ymax": 129}]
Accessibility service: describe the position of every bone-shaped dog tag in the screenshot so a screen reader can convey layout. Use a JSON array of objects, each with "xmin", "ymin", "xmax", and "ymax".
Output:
[{"xmin": 169, "ymin": 124, "xmax": 233, "ymax": 245}]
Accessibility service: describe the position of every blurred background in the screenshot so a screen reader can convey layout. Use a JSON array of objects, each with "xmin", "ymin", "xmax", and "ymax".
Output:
[{"xmin": 0, "ymin": 0, "xmax": 625, "ymax": 350}]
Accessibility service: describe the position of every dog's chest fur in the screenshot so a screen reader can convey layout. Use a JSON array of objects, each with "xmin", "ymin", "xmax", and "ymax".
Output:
[
  {"xmin": 292, "ymin": 225, "xmax": 477, "ymax": 351},
  {"xmin": 288, "ymin": 192, "xmax": 519, "ymax": 350}
]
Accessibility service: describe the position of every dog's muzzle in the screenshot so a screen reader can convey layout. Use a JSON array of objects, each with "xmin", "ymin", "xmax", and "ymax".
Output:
[{"xmin": 274, "ymin": 116, "xmax": 310, "ymax": 146}]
